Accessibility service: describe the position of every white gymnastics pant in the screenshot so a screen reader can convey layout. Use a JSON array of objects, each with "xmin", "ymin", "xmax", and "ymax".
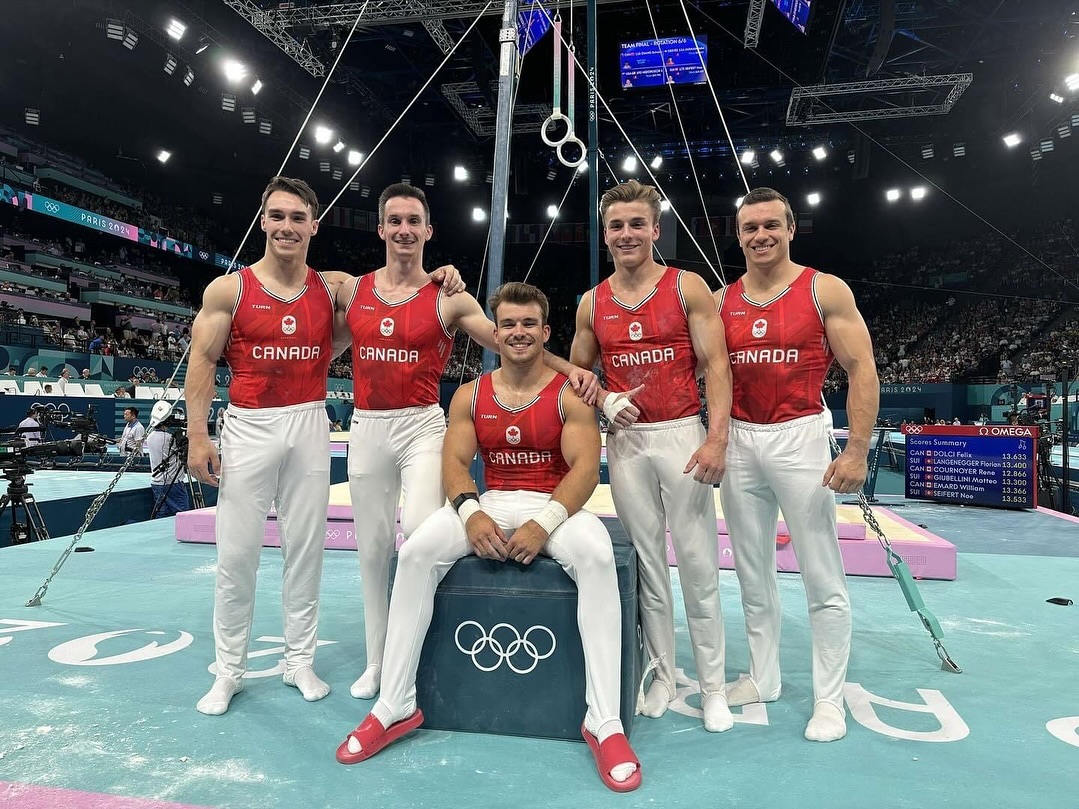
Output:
[
  {"xmin": 605, "ymin": 416, "xmax": 726, "ymax": 699},
  {"xmin": 719, "ymin": 410, "xmax": 850, "ymax": 710},
  {"xmin": 348, "ymin": 403, "xmax": 446, "ymax": 670},
  {"xmin": 212, "ymin": 401, "xmax": 331, "ymax": 680},
  {"xmin": 376, "ymin": 490, "xmax": 623, "ymax": 735}
]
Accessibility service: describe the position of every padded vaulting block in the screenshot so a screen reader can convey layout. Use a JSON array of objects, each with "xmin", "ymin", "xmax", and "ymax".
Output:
[{"xmin": 391, "ymin": 543, "xmax": 641, "ymax": 741}]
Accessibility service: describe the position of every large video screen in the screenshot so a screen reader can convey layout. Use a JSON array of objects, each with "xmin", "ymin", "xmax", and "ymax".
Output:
[
  {"xmin": 619, "ymin": 36, "xmax": 707, "ymax": 89},
  {"xmin": 770, "ymin": 0, "xmax": 812, "ymax": 34}
]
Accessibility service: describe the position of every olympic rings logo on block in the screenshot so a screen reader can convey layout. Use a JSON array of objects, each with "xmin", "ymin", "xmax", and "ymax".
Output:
[
  {"xmin": 43, "ymin": 201, "xmax": 61, "ymax": 214},
  {"xmin": 454, "ymin": 620, "xmax": 556, "ymax": 674},
  {"xmin": 907, "ymin": 425, "xmax": 923, "ymax": 434}
]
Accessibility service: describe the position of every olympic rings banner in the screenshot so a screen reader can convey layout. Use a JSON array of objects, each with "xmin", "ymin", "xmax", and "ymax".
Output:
[{"xmin": 0, "ymin": 183, "xmax": 241, "ymax": 271}]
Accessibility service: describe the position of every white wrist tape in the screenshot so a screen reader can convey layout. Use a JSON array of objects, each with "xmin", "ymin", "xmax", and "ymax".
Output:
[
  {"xmin": 533, "ymin": 500, "xmax": 569, "ymax": 536},
  {"xmin": 457, "ymin": 498, "xmax": 482, "ymax": 526},
  {"xmin": 602, "ymin": 392, "xmax": 633, "ymax": 422}
]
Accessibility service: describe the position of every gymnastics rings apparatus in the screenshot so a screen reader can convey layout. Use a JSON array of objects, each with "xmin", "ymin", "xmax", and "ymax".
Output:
[{"xmin": 540, "ymin": 13, "xmax": 586, "ymax": 169}]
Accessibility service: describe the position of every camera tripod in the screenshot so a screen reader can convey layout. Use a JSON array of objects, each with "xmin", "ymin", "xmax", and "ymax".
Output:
[
  {"xmin": 149, "ymin": 431, "xmax": 205, "ymax": 519},
  {"xmin": 0, "ymin": 471, "xmax": 50, "ymax": 544}
]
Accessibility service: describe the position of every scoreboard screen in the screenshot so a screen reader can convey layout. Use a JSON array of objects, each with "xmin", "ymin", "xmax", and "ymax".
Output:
[{"xmin": 903, "ymin": 424, "xmax": 1038, "ymax": 510}]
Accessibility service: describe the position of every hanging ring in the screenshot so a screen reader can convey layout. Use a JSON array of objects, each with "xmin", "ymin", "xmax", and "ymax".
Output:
[
  {"xmin": 556, "ymin": 134, "xmax": 587, "ymax": 168},
  {"xmin": 541, "ymin": 112, "xmax": 572, "ymax": 147}
]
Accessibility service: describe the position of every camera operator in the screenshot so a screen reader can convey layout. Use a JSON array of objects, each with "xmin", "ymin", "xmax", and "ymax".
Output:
[
  {"xmin": 118, "ymin": 407, "xmax": 145, "ymax": 455},
  {"xmin": 146, "ymin": 421, "xmax": 190, "ymax": 517},
  {"xmin": 18, "ymin": 408, "xmax": 42, "ymax": 446}
]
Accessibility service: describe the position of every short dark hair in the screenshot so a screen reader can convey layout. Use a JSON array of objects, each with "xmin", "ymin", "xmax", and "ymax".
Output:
[
  {"xmin": 599, "ymin": 179, "xmax": 662, "ymax": 226},
  {"xmin": 260, "ymin": 176, "xmax": 319, "ymax": 218},
  {"xmin": 124, "ymin": 407, "xmax": 139, "ymax": 418},
  {"xmin": 488, "ymin": 282, "xmax": 550, "ymax": 325},
  {"xmin": 378, "ymin": 183, "xmax": 431, "ymax": 225},
  {"xmin": 736, "ymin": 187, "xmax": 795, "ymax": 229}
]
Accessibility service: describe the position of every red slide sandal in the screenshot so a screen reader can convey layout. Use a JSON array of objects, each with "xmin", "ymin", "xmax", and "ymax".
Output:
[
  {"xmin": 581, "ymin": 723, "xmax": 642, "ymax": 793},
  {"xmin": 336, "ymin": 709, "xmax": 425, "ymax": 765}
]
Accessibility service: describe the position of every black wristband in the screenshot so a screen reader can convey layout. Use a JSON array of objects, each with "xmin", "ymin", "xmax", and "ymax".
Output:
[{"xmin": 451, "ymin": 491, "xmax": 479, "ymax": 512}]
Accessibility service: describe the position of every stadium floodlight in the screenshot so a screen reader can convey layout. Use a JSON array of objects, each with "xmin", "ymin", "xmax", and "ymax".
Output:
[
  {"xmin": 401, "ymin": 175, "xmax": 411, "ymax": 185},
  {"xmin": 953, "ymin": 142, "xmax": 966, "ymax": 157},
  {"xmin": 122, "ymin": 29, "xmax": 138, "ymax": 50},
  {"xmin": 157, "ymin": 150, "xmax": 171, "ymax": 164},
  {"xmin": 650, "ymin": 155, "xmax": 663, "ymax": 169},
  {"xmin": 195, "ymin": 37, "xmax": 210, "ymax": 55},
  {"xmin": 1040, "ymin": 139, "xmax": 1054, "ymax": 153},
  {"xmin": 319, "ymin": 160, "xmax": 330, "ymax": 172},
  {"xmin": 333, "ymin": 169, "xmax": 343, "ymax": 180},
  {"xmin": 348, "ymin": 150, "xmax": 363, "ymax": 166},
  {"xmin": 806, "ymin": 192, "xmax": 821, "ymax": 206},
  {"xmin": 24, "ymin": 108, "xmax": 39, "ymax": 126},
  {"xmin": 886, "ymin": 188, "xmax": 901, "ymax": 202},
  {"xmin": 251, "ymin": 79, "xmax": 263, "ymax": 95},
  {"xmin": 911, "ymin": 186, "xmax": 928, "ymax": 200},
  {"xmin": 740, "ymin": 149, "xmax": 756, "ymax": 166},
  {"xmin": 333, "ymin": 140, "xmax": 345, "ymax": 153},
  {"xmin": 106, "ymin": 19, "xmax": 124, "ymax": 41},
  {"xmin": 546, "ymin": 168, "xmax": 557, "ymax": 181},
  {"xmin": 1002, "ymin": 133, "xmax": 1022, "ymax": 148},
  {"xmin": 1059, "ymin": 124, "xmax": 1072, "ymax": 139},
  {"xmin": 221, "ymin": 93, "xmax": 235, "ymax": 112},
  {"xmin": 576, "ymin": 162, "xmax": 587, "ymax": 173},
  {"xmin": 1050, "ymin": 93, "xmax": 1065, "ymax": 104},
  {"xmin": 164, "ymin": 54, "xmax": 177, "ymax": 75},
  {"xmin": 361, "ymin": 186, "xmax": 371, "ymax": 198},
  {"xmin": 660, "ymin": 199, "xmax": 671, "ymax": 211},
  {"xmin": 1030, "ymin": 147, "xmax": 1043, "ymax": 161},
  {"xmin": 735, "ymin": 196, "xmax": 745, "ymax": 208},
  {"xmin": 258, "ymin": 119, "xmax": 272, "ymax": 136},
  {"xmin": 454, "ymin": 165, "xmax": 468, "ymax": 181},
  {"xmin": 921, "ymin": 145, "xmax": 934, "ymax": 159},
  {"xmin": 425, "ymin": 174, "xmax": 435, "ymax": 187},
  {"xmin": 622, "ymin": 156, "xmax": 638, "ymax": 172},
  {"xmin": 298, "ymin": 146, "xmax": 310, "ymax": 159},
  {"xmin": 349, "ymin": 181, "xmax": 360, "ymax": 191},
  {"xmin": 314, "ymin": 125, "xmax": 333, "ymax": 144},
  {"xmin": 182, "ymin": 67, "xmax": 195, "ymax": 86},
  {"xmin": 212, "ymin": 192, "xmax": 223, "ymax": 205},
  {"xmin": 769, "ymin": 149, "xmax": 784, "ymax": 165},
  {"xmin": 241, "ymin": 107, "xmax": 256, "ymax": 124},
  {"xmin": 1066, "ymin": 73, "xmax": 1079, "ymax": 91},
  {"xmin": 472, "ymin": 207, "xmax": 486, "ymax": 222},
  {"xmin": 223, "ymin": 59, "xmax": 247, "ymax": 83},
  {"xmin": 812, "ymin": 146, "xmax": 827, "ymax": 160},
  {"xmin": 166, "ymin": 19, "xmax": 186, "ymax": 41},
  {"xmin": 486, "ymin": 171, "xmax": 494, "ymax": 183},
  {"xmin": 547, "ymin": 204, "xmax": 558, "ymax": 219}
]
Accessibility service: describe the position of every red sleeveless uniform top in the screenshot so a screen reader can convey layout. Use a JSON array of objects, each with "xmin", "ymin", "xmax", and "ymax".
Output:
[
  {"xmin": 471, "ymin": 373, "xmax": 570, "ymax": 494},
  {"xmin": 718, "ymin": 268, "xmax": 834, "ymax": 424},
  {"xmin": 224, "ymin": 266, "xmax": 334, "ymax": 408},
  {"xmin": 590, "ymin": 266, "xmax": 700, "ymax": 423},
  {"xmin": 346, "ymin": 274, "xmax": 454, "ymax": 409}
]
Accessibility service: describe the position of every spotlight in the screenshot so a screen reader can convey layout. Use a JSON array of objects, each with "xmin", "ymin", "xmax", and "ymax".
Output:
[
  {"xmin": 298, "ymin": 145, "xmax": 310, "ymax": 159},
  {"xmin": 576, "ymin": 162, "xmax": 587, "ymax": 173},
  {"xmin": 332, "ymin": 169, "xmax": 343, "ymax": 180},
  {"xmin": 182, "ymin": 67, "xmax": 195, "ymax": 86},
  {"xmin": 349, "ymin": 181, "xmax": 360, "ymax": 191},
  {"xmin": 157, "ymin": 150, "xmax": 171, "ymax": 164},
  {"xmin": 361, "ymin": 185, "xmax": 371, "ymax": 198},
  {"xmin": 251, "ymin": 79, "xmax": 263, "ymax": 95},
  {"xmin": 425, "ymin": 173, "xmax": 435, "ymax": 187},
  {"xmin": 953, "ymin": 142, "xmax": 966, "ymax": 157},
  {"xmin": 164, "ymin": 54, "xmax": 177, "ymax": 75},
  {"xmin": 735, "ymin": 196, "xmax": 744, "ymax": 208},
  {"xmin": 241, "ymin": 107, "xmax": 256, "ymax": 124},
  {"xmin": 650, "ymin": 155, "xmax": 663, "ymax": 169},
  {"xmin": 1066, "ymin": 73, "xmax": 1079, "ymax": 91},
  {"xmin": 319, "ymin": 160, "xmax": 330, "ymax": 172},
  {"xmin": 332, "ymin": 140, "xmax": 345, "ymax": 153},
  {"xmin": 211, "ymin": 192, "xmax": 223, "ymax": 205},
  {"xmin": 23, "ymin": 108, "xmax": 39, "ymax": 126},
  {"xmin": 660, "ymin": 199, "xmax": 671, "ymax": 212},
  {"xmin": 258, "ymin": 119, "xmax": 272, "ymax": 136},
  {"xmin": 885, "ymin": 188, "xmax": 901, "ymax": 202},
  {"xmin": 812, "ymin": 146, "xmax": 827, "ymax": 160},
  {"xmin": 314, "ymin": 125, "xmax": 333, "ymax": 144},
  {"xmin": 166, "ymin": 19, "xmax": 186, "ymax": 41},
  {"xmin": 1050, "ymin": 93, "xmax": 1065, "ymax": 104},
  {"xmin": 221, "ymin": 93, "xmax": 235, "ymax": 112},
  {"xmin": 547, "ymin": 204, "xmax": 558, "ymax": 218},
  {"xmin": 347, "ymin": 150, "xmax": 363, "ymax": 166},
  {"xmin": 769, "ymin": 149, "xmax": 784, "ymax": 165},
  {"xmin": 123, "ymin": 29, "xmax": 138, "ymax": 50},
  {"xmin": 921, "ymin": 145, "xmax": 934, "ymax": 159},
  {"xmin": 622, "ymin": 156, "xmax": 638, "ymax": 172},
  {"xmin": 223, "ymin": 60, "xmax": 247, "ymax": 83},
  {"xmin": 911, "ymin": 186, "xmax": 927, "ymax": 200},
  {"xmin": 106, "ymin": 18, "xmax": 124, "ymax": 41},
  {"xmin": 739, "ymin": 149, "xmax": 755, "ymax": 166},
  {"xmin": 1041, "ymin": 139, "xmax": 1054, "ymax": 152},
  {"xmin": 454, "ymin": 165, "xmax": 468, "ymax": 181},
  {"xmin": 1059, "ymin": 124, "xmax": 1072, "ymax": 139},
  {"xmin": 1002, "ymin": 132, "xmax": 1022, "ymax": 148},
  {"xmin": 806, "ymin": 192, "xmax": 821, "ymax": 206},
  {"xmin": 472, "ymin": 207, "xmax": 486, "ymax": 222},
  {"xmin": 1030, "ymin": 147, "xmax": 1043, "ymax": 162}
]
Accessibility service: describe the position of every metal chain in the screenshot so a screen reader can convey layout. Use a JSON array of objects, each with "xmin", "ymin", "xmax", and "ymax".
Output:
[{"xmin": 25, "ymin": 439, "xmax": 146, "ymax": 607}]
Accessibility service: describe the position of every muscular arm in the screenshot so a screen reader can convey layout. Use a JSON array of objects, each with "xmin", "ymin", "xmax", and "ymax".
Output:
[
  {"xmin": 569, "ymin": 291, "xmax": 601, "ymax": 372},
  {"xmin": 327, "ymin": 272, "xmax": 358, "ymax": 358},
  {"xmin": 186, "ymin": 275, "xmax": 237, "ymax": 482},
  {"xmin": 819, "ymin": 273, "xmax": 880, "ymax": 491},
  {"xmin": 683, "ymin": 272, "xmax": 731, "ymax": 483}
]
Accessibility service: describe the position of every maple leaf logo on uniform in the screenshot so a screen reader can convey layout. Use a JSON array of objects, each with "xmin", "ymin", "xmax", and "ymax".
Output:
[
  {"xmin": 281, "ymin": 315, "xmax": 297, "ymax": 335},
  {"xmin": 628, "ymin": 321, "xmax": 643, "ymax": 341},
  {"xmin": 752, "ymin": 318, "xmax": 767, "ymax": 339},
  {"xmin": 506, "ymin": 425, "xmax": 521, "ymax": 445},
  {"xmin": 380, "ymin": 317, "xmax": 395, "ymax": 337}
]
